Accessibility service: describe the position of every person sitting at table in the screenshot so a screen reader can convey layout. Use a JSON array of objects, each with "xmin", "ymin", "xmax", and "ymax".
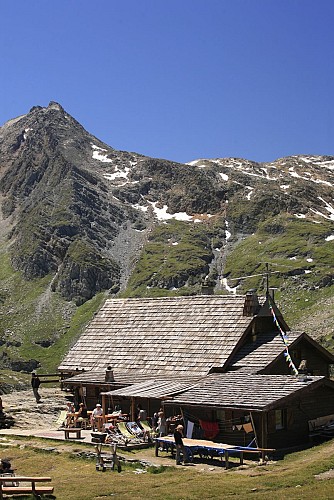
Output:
[
  {"xmin": 91, "ymin": 403, "xmax": 103, "ymax": 431},
  {"xmin": 74, "ymin": 402, "xmax": 88, "ymax": 427},
  {"xmin": 65, "ymin": 402, "xmax": 75, "ymax": 427}
]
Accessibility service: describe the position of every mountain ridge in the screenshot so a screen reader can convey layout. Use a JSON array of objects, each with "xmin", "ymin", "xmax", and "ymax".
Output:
[{"xmin": 0, "ymin": 102, "xmax": 333, "ymax": 374}]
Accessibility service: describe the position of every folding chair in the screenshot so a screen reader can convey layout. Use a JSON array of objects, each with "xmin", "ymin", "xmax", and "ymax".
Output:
[
  {"xmin": 54, "ymin": 410, "xmax": 67, "ymax": 429},
  {"xmin": 118, "ymin": 422, "xmax": 137, "ymax": 440}
]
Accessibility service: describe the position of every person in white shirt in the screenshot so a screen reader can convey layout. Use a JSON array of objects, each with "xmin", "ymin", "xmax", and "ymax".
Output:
[{"xmin": 91, "ymin": 403, "xmax": 103, "ymax": 430}]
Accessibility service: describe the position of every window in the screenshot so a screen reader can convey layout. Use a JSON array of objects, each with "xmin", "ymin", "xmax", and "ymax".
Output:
[
  {"xmin": 216, "ymin": 409, "xmax": 225, "ymax": 421},
  {"xmin": 275, "ymin": 409, "xmax": 285, "ymax": 430}
]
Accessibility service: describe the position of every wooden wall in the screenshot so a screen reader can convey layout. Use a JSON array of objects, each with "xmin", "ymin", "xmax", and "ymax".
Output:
[{"xmin": 266, "ymin": 385, "xmax": 334, "ymax": 448}]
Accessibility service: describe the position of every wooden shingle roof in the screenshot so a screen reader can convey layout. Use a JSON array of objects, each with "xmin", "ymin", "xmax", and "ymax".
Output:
[
  {"xmin": 101, "ymin": 379, "xmax": 200, "ymax": 399},
  {"xmin": 166, "ymin": 373, "xmax": 331, "ymax": 411},
  {"xmin": 229, "ymin": 330, "xmax": 302, "ymax": 372},
  {"xmin": 59, "ymin": 295, "xmax": 262, "ymax": 376}
]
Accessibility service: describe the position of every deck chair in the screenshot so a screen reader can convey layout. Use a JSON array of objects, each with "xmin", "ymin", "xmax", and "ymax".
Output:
[
  {"xmin": 117, "ymin": 422, "xmax": 137, "ymax": 440},
  {"xmin": 140, "ymin": 420, "xmax": 157, "ymax": 438},
  {"xmin": 139, "ymin": 420, "xmax": 152, "ymax": 432},
  {"xmin": 127, "ymin": 422, "xmax": 145, "ymax": 437},
  {"xmin": 54, "ymin": 410, "xmax": 67, "ymax": 429}
]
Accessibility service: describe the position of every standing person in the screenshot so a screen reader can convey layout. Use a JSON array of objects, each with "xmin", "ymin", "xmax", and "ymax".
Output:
[
  {"xmin": 137, "ymin": 404, "xmax": 147, "ymax": 422},
  {"xmin": 174, "ymin": 424, "xmax": 188, "ymax": 465},
  {"xmin": 151, "ymin": 411, "xmax": 158, "ymax": 432},
  {"xmin": 31, "ymin": 372, "xmax": 41, "ymax": 403},
  {"xmin": 157, "ymin": 410, "xmax": 167, "ymax": 437}
]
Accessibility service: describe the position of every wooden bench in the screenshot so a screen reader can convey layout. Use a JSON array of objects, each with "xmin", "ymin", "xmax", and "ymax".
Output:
[
  {"xmin": 309, "ymin": 413, "xmax": 334, "ymax": 438},
  {"xmin": 0, "ymin": 476, "xmax": 53, "ymax": 498},
  {"xmin": 63, "ymin": 427, "xmax": 82, "ymax": 439}
]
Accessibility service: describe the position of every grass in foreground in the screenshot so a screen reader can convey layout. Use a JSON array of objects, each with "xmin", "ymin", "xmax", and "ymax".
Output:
[{"xmin": 0, "ymin": 437, "xmax": 334, "ymax": 499}]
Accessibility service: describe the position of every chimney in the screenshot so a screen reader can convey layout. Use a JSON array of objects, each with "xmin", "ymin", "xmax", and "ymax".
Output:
[
  {"xmin": 243, "ymin": 290, "xmax": 260, "ymax": 317},
  {"xmin": 200, "ymin": 276, "xmax": 215, "ymax": 295},
  {"xmin": 268, "ymin": 287, "xmax": 278, "ymax": 301},
  {"xmin": 105, "ymin": 366, "xmax": 114, "ymax": 382}
]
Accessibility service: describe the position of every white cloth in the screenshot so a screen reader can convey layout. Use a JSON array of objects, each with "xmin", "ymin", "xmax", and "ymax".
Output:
[{"xmin": 186, "ymin": 421, "xmax": 194, "ymax": 439}]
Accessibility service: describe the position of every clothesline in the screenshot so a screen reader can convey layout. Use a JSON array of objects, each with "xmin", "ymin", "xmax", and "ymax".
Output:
[
  {"xmin": 182, "ymin": 409, "xmax": 253, "ymax": 427},
  {"xmin": 268, "ymin": 297, "xmax": 299, "ymax": 376}
]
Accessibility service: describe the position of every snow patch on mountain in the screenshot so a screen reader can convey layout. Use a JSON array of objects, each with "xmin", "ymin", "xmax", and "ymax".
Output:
[
  {"xmin": 221, "ymin": 277, "xmax": 238, "ymax": 294},
  {"xmin": 132, "ymin": 203, "xmax": 148, "ymax": 213},
  {"xmin": 92, "ymin": 144, "xmax": 113, "ymax": 163},
  {"xmin": 104, "ymin": 167, "xmax": 130, "ymax": 181},
  {"xmin": 310, "ymin": 197, "xmax": 334, "ymax": 220},
  {"xmin": 148, "ymin": 202, "xmax": 193, "ymax": 222},
  {"xmin": 246, "ymin": 186, "xmax": 254, "ymax": 200}
]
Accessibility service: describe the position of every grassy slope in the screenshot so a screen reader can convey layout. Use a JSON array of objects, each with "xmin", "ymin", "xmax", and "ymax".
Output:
[
  {"xmin": 0, "ymin": 245, "xmax": 106, "ymax": 375},
  {"xmin": 123, "ymin": 218, "xmax": 224, "ymax": 298},
  {"xmin": 0, "ymin": 437, "xmax": 334, "ymax": 499}
]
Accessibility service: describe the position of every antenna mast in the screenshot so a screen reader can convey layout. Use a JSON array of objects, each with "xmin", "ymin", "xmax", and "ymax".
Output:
[{"xmin": 265, "ymin": 263, "xmax": 269, "ymax": 296}]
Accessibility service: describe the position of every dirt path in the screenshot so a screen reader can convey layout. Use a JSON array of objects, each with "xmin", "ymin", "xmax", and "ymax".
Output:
[{"xmin": 1, "ymin": 387, "xmax": 71, "ymax": 429}]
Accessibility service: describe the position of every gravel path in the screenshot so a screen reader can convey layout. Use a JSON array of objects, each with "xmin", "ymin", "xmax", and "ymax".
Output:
[{"xmin": 1, "ymin": 387, "xmax": 71, "ymax": 429}]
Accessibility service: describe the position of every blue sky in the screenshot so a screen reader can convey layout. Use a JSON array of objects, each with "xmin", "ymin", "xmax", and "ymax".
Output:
[{"xmin": 1, "ymin": 0, "xmax": 333, "ymax": 164}]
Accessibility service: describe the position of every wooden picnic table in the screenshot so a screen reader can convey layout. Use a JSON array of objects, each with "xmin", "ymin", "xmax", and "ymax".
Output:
[
  {"xmin": 0, "ymin": 476, "xmax": 53, "ymax": 498},
  {"xmin": 155, "ymin": 436, "xmax": 274, "ymax": 468},
  {"xmin": 104, "ymin": 414, "xmax": 129, "ymax": 423}
]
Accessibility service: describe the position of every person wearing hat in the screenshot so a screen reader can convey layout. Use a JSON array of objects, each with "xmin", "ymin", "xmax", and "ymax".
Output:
[
  {"xmin": 174, "ymin": 424, "xmax": 188, "ymax": 465},
  {"xmin": 91, "ymin": 403, "xmax": 103, "ymax": 431}
]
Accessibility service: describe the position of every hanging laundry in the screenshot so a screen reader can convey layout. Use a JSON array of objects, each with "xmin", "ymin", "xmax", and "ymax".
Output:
[
  {"xmin": 243, "ymin": 422, "xmax": 253, "ymax": 433},
  {"xmin": 199, "ymin": 420, "xmax": 219, "ymax": 439}
]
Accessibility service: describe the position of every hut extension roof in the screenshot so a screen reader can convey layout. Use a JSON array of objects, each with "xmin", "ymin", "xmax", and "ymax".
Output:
[
  {"xmin": 101, "ymin": 378, "xmax": 201, "ymax": 400},
  {"xmin": 229, "ymin": 330, "xmax": 302, "ymax": 372},
  {"xmin": 165, "ymin": 372, "xmax": 331, "ymax": 411},
  {"xmin": 59, "ymin": 295, "xmax": 262, "ymax": 376}
]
